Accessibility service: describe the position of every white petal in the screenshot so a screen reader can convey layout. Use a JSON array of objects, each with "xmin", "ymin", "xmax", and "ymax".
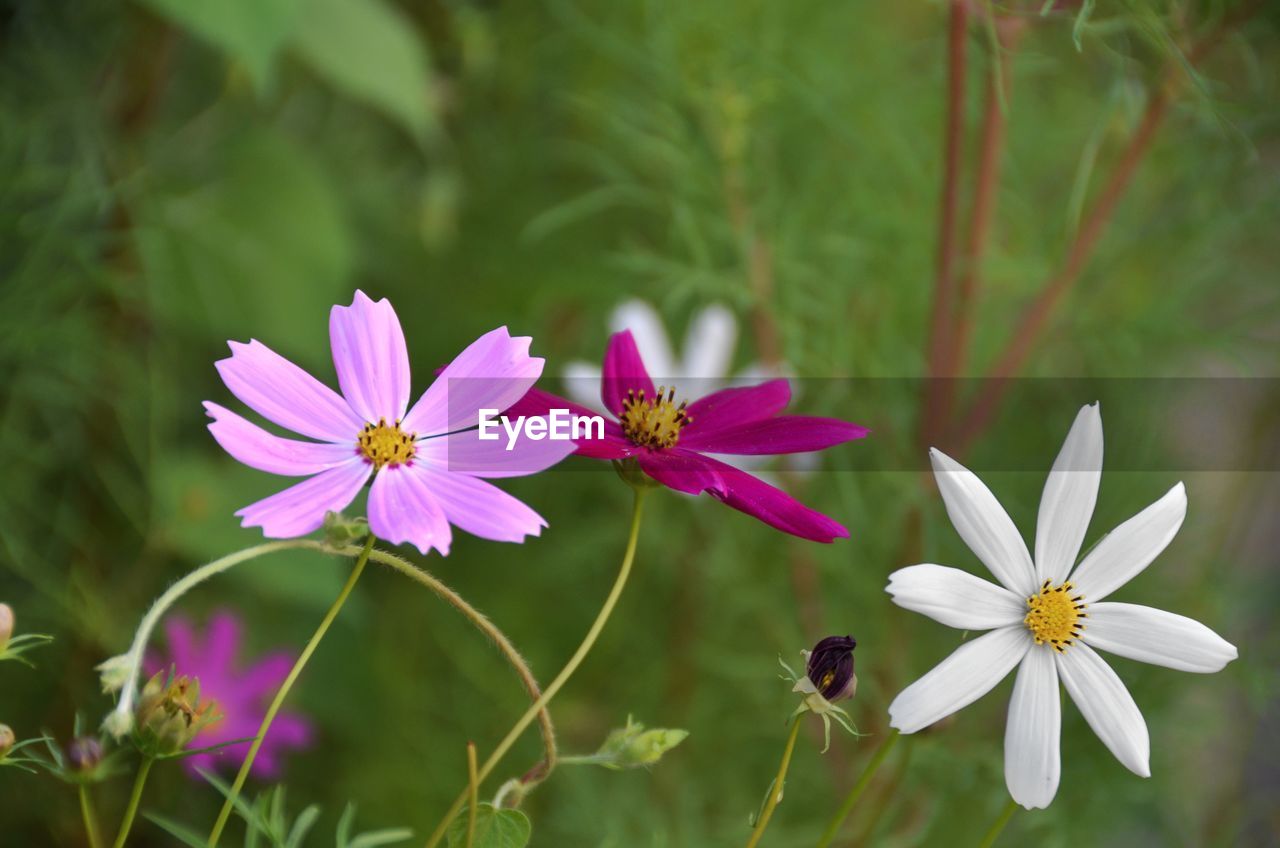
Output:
[
  {"xmin": 889, "ymin": 626, "xmax": 1030, "ymax": 734},
  {"xmin": 1056, "ymin": 643, "xmax": 1150, "ymax": 777},
  {"xmin": 1035, "ymin": 403, "xmax": 1102, "ymax": 585},
  {"xmin": 1004, "ymin": 647, "xmax": 1061, "ymax": 809},
  {"xmin": 609, "ymin": 300, "xmax": 675, "ymax": 379},
  {"xmin": 1068, "ymin": 483, "xmax": 1186, "ymax": 602},
  {"xmin": 930, "ymin": 449, "xmax": 1036, "ymax": 597},
  {"xmin": 886, "ymin": 564, "xmax": 1026, "ymax": 630},
  {"xmin": 1082, "ymin": 602, "xmax": 1237, "ymax": 673},
  {"xmin": 561, "ymin": 362, "xmax": 603, "ymax": 410},
  {"xmin": 680, "ymin": 303, "xmax": 737, "ymax": 380}
]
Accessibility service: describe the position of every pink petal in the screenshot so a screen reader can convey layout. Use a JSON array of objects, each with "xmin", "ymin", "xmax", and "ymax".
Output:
[
  {"xmin": 366, "ymin": 464, "xmax": 453, "ymax": 556},
  {"xmin": 504, "ymin": 387, "xmax": 632, "ymax": 459},
  {"xmin": 601, "ymin": 330, "xmax": 656, "ymax": 417},
  {"xmin": 236, "ymin": 459, "xmax": 372, "ymax": 538},
  {"xmin": 204, "ymin": 402, "xmax": 357, "ymax": 476},
  {"xmin": 400, "ymin": 327, "xmax": 544, "ymax": 437},
  {"xmin": 215, "ymin": 340, "xmax": 363, "ymax": 443},
  {"xmin": 680, "ymin": 414, "xmax": 869, "ymax": 454},
  {"xmin": 412, "ymin": 465, "xmax": 548, "ymax": 544},
  {"xmin": 329, "ymin": 291, "xmax": 412, "ymax": 424},
  {"xmin": 417, "ymin": 426, "xmax": 576, "ymax": 478},
  {"xmin": 637, "ymin": 449, "xmax": 849, "ymax": 542},
  {"xmin": 162, "ymin": 617, "xmax": 198, "ymax": 670},
  {"xmin": 682, "ymin": 379, "xmax": 791, "ymax": 435},
  {"xmin": 202, "ymin": 612, "xmax": 242, "ymax": 675}
]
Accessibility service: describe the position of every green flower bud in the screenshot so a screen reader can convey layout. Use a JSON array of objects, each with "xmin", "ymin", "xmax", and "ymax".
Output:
[
  {"xmin": 0, "ymin": 724, "xmax": 15, "ymax": 758},
  {"xmin": 0, "ymin": 603, "xmax": 13, "ymax": 650},
  {"xmin": 323, "ymin": 511, "xmax": 370, "ymax": 547},
  {"xmin": 134, "ymin": 670, "xmax": 221, "ymax": 757},
  {"xmin": 594, "ymin": 717, "xmax": 689, "ymax": 770}
]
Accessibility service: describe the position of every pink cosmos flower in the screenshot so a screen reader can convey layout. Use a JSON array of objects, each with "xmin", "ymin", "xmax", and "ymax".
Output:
[
  {"xmin": 205, "ymin": 291, "xmax": 574, "ymax": 555},
  {"xmin": 146, "ymin": 612, "xmax": 310, "ymax": 779},
  {"xmin": 510, "ymin": 330, "xmax": 868, "ymax": 542}
]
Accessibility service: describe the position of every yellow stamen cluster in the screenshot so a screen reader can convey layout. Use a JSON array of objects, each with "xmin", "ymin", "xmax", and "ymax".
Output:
[
  {"xmin": 620, "ymin": 386, "xmax": 692, "ymax": 449},
  {"xmin": 1024, "ymin": 580, "xmax": 1087, "ymax": 652},
  {"xmin": 358, "ymin": 418, "xmax": 417, "ymax": 469}
]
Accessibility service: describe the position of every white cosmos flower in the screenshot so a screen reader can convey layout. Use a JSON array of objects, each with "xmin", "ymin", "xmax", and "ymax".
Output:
[
  {"xmin": 563, "ymin": 299, "xmax": 744, "ymax": 405},
  {"xmin": 887, "ymin": 403, "xmax": 1237, "ymax": 810}
]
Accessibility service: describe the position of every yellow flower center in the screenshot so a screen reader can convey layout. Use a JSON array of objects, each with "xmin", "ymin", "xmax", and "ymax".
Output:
[
  {"xmin": 358, "ymin": 418, "xmax": 417, "ymax": 469},
  {"xmin": 620, "ymin": 386, "xmax": 692, "ymax": 449},
  {"xmin": 1024, "ymin": 580, "xmax": 1087, "ymax": 652}
]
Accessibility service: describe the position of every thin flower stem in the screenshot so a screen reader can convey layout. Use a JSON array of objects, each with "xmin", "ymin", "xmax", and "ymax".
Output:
[
  {"xmin": 206, "ymin": 534, "xmax": 376, "ymax": 848},
  {"xmin": 465, "ymin": 743, "xmax": 479, "ymax": 848},
  {"xmin": 423, "ymin": 487, "xmax": 649, "ymax": 848},
  {"xmin": 814, "ymin": 727, "xmax": 901, "ymax": 848},
  {"xmin": 358, "ymin": 547, "xmax": 557, "ymax": 779},
  {"xmin": 79, "ymin": 784, "xmax": 104, "ymax": 848},
  {"xmin": 976, "ymin": 797, "xmax": 1018, "ymax": 848},
  {"xmin": 112, "ymin": 756, "xmax": 154, "ymax": 848},
  {"xmin": 743, "ymin": 718, "xmax": 803, "ymax": 848}
]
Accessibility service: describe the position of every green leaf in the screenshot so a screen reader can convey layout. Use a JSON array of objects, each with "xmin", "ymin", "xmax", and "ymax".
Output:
[
  {"xmin": 143, "ymin": 813, "xmax": 210, "ymax": 848},
  {"xmin": 291, "ymin": 0, "xmax": 436, "ymax": 142},
  {"xmin": 138, "ymin": 0, "xmax": 304, "ymax": 89},
  {"xmin": 445, "ymin": 804, "xmax": 531, "ymax": 848}
]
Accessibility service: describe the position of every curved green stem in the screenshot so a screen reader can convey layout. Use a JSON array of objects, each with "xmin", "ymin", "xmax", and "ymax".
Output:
[
  {"xmin": 359, "ymin": 546, "xmax": 557, "ymax": 778},
  {"xmin": 102, "ymin": 541, "xmax": 320, "ymax": 737},
  {"xmin": 112, "ymin": 756, "xmax": 154, "ymax": 848},
  {"xmin": 977, "ymin": 797, "xmax": 1018, "ymax": 848},
  {"xmin": 424, "ymin": 487, "xmax": 649, "ymax": 848},
  {"xmin": 815, "ymin": 727, "xmax": 901, "ymax": 847},
  {"xmin": 207, "ymin": 534, "xmax": 376, "ymax": 847},
  {"xmin": 744, "ymin": 718, "xmax": 803, "ymax": 848},
  {"xmin": 80, "ymin": 784, "xmax": 104, "ymax": 848}
]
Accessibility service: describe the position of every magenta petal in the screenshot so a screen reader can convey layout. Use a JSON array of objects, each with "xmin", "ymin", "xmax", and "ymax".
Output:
[
  {"xmin": 601, "ymin": 330, "xmax": 656, "ymax": 417},
  {"xmin": 413, "ymin": 466, "xmax": 547, "ymax": 544},
  {"xmin": 238, "ymin": 651, "xmax": 296, "ymax": 699},
  {"xmin": 637, "ymin": 449, "xmax": 849, "ymax": 542},
  {"xmin": 366, "ymin": 464, "xmax": 453, "ymax": 556},
  {"xmin": 680, "ymin": 415, "xmax": 870, "ymax": 454},
  {"xmin": 215, "ymin": 340, "xmax": 363, "ymax": 443},
  {"xmin": 401, "ymin": 327, "xmax": 544, "ymax": 437},
  {"xmin": 329, "ymin": 291, "xmax": 412, "ymax": 424},
  {"xmin": 417, "ymin": 426, "xmax": 576, "ymax": 478},
  {"xmin": 682, "ymin": 379, "xmax": 791, "ymax": 435},
  {"xmin": 236, "ymin": 459, "xmax": 372, "ymax": 538},
  {"xmin": 504, "ymin": 387, "xmax": 632, "ymax": 459},
  {"xmin": 204, "ymin": 402, "xmax": 357, "ymax": 476}
]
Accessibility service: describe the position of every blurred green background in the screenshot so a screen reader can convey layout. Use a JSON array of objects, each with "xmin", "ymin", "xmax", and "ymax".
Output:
[{"xmin": 2, "ymin": 0, "xmax": 1278, "ymax": 845}]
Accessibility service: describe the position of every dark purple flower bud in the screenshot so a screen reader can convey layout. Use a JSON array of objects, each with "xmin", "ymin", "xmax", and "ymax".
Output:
[
  {"xmin": 66, "ymin": 736, "xmax": 103, "ymax": 772},
  {"xmin": 806, "ymin": 635, "xmax": 857, "ymax": 702}
]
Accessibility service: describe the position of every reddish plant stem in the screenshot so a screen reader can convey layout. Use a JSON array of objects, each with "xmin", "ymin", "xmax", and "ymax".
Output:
[
  {"xmin": 946, "ymin": 16, "xmax": 1026, "ymax": 419},
  {"xmin": 951, "ymin": 5, "xmax": 1260, "ymax": 454},
  {"xmin": 921, "ymin": 0, "xmax": 970, "ymax": 446}
]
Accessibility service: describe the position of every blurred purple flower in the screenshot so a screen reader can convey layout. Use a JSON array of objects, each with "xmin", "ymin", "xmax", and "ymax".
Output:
[
  {"xmin": 146, "ymin": 612, "xmax": 311, "ymax": 779},
  {"xmin": 204, "ymin": 290, "xmax": 573, "ymax": 555}
]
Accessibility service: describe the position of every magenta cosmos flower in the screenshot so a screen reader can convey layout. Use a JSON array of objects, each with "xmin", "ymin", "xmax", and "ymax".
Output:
[
  {"xmin": 146, "ymin": 612, "xmax": 310, "ymax": 778},
  {"xmin": 205, "ymin": 291, "xmax": 574, "ymax": 555},
  {"xmin": 510, "ymin": 330, "xmax": 868, "ymax": 542}
]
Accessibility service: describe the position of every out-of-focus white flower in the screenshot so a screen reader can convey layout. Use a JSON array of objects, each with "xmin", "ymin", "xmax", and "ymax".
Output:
[{"xmin": 886, "ymin": 403, "xmax": 1237, "ymax": 809}]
